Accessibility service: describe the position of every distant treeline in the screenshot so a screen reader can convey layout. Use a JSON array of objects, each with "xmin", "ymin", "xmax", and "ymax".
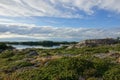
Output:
[
  {"xmin": 5, "ymin": 41, "xmax": 78, "ymax": 47},
  {"xmin": 0, "ymin": 43, "xmax": 14, "ymax": 51}
]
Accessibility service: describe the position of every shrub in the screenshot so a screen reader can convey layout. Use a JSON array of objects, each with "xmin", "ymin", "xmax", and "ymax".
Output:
[
  {"xmin": 87, "ymin": 77, "xmax": 97, "ymax": 80},
  {"xmin": 0, "ymin": 43, "xmax": 7, "ymax": 50},
  {"xmin": 103, "ymin": 66, "xmax": 120, "ymax": 80},
  {"xmin": 0, "ymin": 50, "xmax": 14, "ymax": 58}
]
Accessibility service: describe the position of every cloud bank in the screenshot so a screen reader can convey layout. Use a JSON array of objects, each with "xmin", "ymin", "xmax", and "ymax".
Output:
[
  {"xmin": 0, "ymin": 0, "xmax": 119, "ymax": 41},
  {"xmin": 0, "ymin": 23, "xmax": 119, "ymax": 41},
  {"xmin": 0, "ymin": 0, "xmax": 120, "ymax": 18}
]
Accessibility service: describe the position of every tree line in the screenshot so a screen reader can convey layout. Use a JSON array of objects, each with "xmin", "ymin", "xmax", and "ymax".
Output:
[{"xmin": 5, "ymin": 41, "xmax": 78, "ymax": 47}]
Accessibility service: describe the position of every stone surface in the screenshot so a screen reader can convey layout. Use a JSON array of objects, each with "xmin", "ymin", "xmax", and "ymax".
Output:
[
  {"xmin": 117, "ymin": 57, "xmax": 120, "ymax": 63},
  {"xmin": 68, "ymin": 38, "xmax": 118, "ymax": 49},
  {"xmin": 28, "ymin": 51, "xmax": 38, "ymax": 56}
]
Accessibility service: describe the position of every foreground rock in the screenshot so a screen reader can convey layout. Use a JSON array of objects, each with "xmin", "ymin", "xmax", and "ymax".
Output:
[{"xmin": 28, "ymin": 50, "xmax": 38, "ymax": 56}]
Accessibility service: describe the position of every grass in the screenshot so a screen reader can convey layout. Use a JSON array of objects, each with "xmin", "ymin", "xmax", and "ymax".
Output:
[{"xmin": 0, "ymin": 44, "xmax": 120, "ymax": 80}]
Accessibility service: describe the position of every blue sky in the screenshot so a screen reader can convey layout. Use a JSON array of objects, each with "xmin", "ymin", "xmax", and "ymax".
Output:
[{"xmin": 0, "ymin": 0, "xmax": 120, "ymax": 41}]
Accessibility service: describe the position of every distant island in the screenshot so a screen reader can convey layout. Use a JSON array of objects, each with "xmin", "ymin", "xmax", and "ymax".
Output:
[{"xmin": 5, "ymin": 41, "xmax": 77, "ymax": 47}]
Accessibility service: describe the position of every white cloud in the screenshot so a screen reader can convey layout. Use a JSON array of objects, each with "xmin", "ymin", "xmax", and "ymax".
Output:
[
  {"xmin": 0, "ymin": 0, "xmax": 120, "ymax": 18},
  {"xmin": 0, "ymin": 18, "xmax": 15, "ymax": 24},
  {"xmin": 98, "ymin": 0, "xmax": 120, "ymax": 13},
  {"xmin": 0, "ymin": 23, "xmax": 119, "ymax": 41}
]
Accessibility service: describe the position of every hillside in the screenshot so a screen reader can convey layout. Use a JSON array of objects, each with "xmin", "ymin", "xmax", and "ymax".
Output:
[{"xmin": 0, "ymin": 39, "xmax": 120, "ymax": 80}]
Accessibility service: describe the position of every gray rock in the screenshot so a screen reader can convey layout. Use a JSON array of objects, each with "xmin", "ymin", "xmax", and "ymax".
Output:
[
  {"xmin": 28, "ymin": 51, "xmax": 38, "ymax": 56},
  {"xmin": 68, "ymin": 38, "xmax": 118, "ymax": 49},
  {"xmin": 0, "ymin": 49, "xmax": 3, "ymax": 53},
  {"xmin": 117, "ymin": 57, "xmax": 120, "ymax": 63},
  {"xmin": 79, "ymin": 76, "xmax": 85, "ymax": 80}
]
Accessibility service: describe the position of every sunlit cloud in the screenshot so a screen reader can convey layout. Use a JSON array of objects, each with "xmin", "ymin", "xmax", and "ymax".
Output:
[
  {"xmin": 0, "ymin": 0, "xmax": 120, "ymax": 18},
  {"xmin": 0, "ymin": 0, "xmax": 119, "ymax": 41},
  {"xmin": 0, "ymin": 23, "xmax": 119, "ymax": 41}
]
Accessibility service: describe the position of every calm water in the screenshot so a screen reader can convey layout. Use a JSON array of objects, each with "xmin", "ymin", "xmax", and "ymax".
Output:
[{"xmin": 10, "ymin": 44, "xmax": 61, "ymax": 49}]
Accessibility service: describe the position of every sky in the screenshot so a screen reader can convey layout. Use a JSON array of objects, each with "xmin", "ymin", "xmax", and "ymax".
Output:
[{"xmin": 0, "ymin": 0, "xmax": 120, "ymax": 41}]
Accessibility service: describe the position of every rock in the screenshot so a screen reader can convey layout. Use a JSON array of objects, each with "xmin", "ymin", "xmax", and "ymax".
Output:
[
  {"xmin": 79, "ymin": 76, "xmax": 85, "ymax": 80},
  {"xmin": 34, "ymin": 62, "xmax": 41, "ymax": 67},
  {"xmin": 28, "ymin": 51, "xmax": 38, "ymax": 56},
  {"xmin": 0, "ymin": 49, "xmax": 3, "ymax": 53},
  {"xmin": 67, "ymin": 45, "xmax": 75, "ymax": 49},
  {"xmin": 109, "ymin": 50, "xmax": 120, "ymax": 54},
  {"xmin": 109, "ymin": 53, "xmax": 120, "ymax": 58},
  {"xmin": 117, "ymin": 57, "xmax": 120, "ymax": 63},
  {"xmin": 94, "ymin": 53, "xmax": 108, "ymax": 59},
  {"xmin": 68, "ymin": 38, "xmax": 118, "ymax": 49}
]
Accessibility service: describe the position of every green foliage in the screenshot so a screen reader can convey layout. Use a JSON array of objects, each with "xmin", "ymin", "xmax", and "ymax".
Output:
[
  {"xmin": 87, "ymin": 77, "xmax": 98, "ymax": 80},
  {"xmin": 0, "ymin": 50, "xmax": 14, "ymax": 58},
  {"xmin": 0, "ymin": 43, "xmax": 13, "ymax": 51},
  {"xmin": 16, "ymin": 61, "xmax": 33, "ymax": 67},
  {"xmin": 1, "ymin": 61, "xmax": 33, "ymax": 74},
  {"xmin": 92, "ymin": 58, "xmax": 111, "ymax": 77},
  {"xmin": 0, "ymin": 44, "xmax": 120, "ymax": 80},
  {"xmin": 103, "ymin": 65, "xmax": 120, "ymax": 80},
  {"xmin": 0, "ymin": 43, "xmax": 8, "ymax": 50}
]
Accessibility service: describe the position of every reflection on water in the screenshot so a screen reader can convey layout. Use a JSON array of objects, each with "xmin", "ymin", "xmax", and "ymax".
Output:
[{"xmin": 10, "ymin": 44, "xmax": 61, "ymax": 49}]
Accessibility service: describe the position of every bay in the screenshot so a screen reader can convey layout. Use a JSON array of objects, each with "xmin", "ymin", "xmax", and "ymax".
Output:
[{"xmin": 10, "ymin": 44, "xmax": 61, "ymax": 49}]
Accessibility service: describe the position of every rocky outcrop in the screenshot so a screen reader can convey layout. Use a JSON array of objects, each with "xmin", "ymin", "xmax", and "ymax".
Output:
[
  {"xmin": 117, "ymin": 57, "xmax": 120, "ymax": 63},
  {"xmin": 94, "ymin": 51, "xmax": 120, "ymax": 59},
  {"xmin": 27, "ymin": 51, "xmax": 38, "ymax": 56},
  {"xmin": 68, "ymin": 38, "xmax": 118, "ymax": 49}
]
